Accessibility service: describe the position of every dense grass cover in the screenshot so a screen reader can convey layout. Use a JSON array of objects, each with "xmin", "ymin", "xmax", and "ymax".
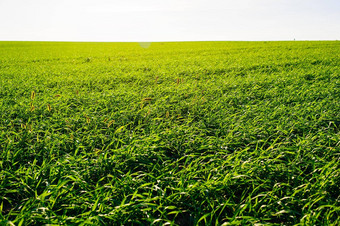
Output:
[{"xmin": 0, "ymin": 41, "xmax": 339, "ymax": 225}]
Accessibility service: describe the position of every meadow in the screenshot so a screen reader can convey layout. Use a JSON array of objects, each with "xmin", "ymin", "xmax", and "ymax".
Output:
[{"xmin": 0, "ymin": 41, "xmax": 339, "ymax": 225}]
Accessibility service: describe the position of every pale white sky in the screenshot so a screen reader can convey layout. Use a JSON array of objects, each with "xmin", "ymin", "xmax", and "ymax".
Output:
[{"xmin": 0, "ymin": 0, "xmax": 339, "ymax": 41}]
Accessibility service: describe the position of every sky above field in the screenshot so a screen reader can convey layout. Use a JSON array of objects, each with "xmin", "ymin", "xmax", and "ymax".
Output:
[{"xmin": 0, "ymin": 0, "xmax": 339, "ymax": 41}]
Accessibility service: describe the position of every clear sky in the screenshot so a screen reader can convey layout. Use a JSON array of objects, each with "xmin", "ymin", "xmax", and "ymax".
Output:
[{"xmin": 0, "ymin": 0, "xmax": 339, "ymax": 41}]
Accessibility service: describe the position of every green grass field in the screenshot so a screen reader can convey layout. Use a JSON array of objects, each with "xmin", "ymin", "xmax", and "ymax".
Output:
[{"xmin": 0, "ymin": 41, "xmax": 339, "ymax": 225}]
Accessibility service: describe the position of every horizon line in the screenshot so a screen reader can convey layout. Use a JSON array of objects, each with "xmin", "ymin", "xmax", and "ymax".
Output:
[{"xmin": 0, "ymin": 39, "xmax": 339, "ymax": 43}]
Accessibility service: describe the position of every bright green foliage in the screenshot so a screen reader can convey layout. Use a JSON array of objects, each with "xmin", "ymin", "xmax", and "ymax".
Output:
[{"xmin": 0, "ymin": 41, "xmax": 339, "ymax": 225}]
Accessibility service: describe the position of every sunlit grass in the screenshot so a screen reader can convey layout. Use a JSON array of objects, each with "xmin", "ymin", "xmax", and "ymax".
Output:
[{"xmin": 0, "ymin": 41, "xmax": 339, "ymax": 225}]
